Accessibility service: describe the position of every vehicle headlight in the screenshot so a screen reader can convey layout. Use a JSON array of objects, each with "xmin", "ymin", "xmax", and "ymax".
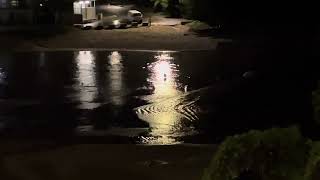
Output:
[{"xmin": 113, "ymin": 20, "xmax": 120, "ymax": 26}]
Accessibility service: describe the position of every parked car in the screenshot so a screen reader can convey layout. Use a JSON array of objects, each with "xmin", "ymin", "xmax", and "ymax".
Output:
[
  {"xmin": 127, "ymin": 10, "xmax": 143, "ymax": 24},
  {"xmin": 74, "ymin": 10, "xmax": 143, "ymax": 30},
  {"xmin": 108, "ymin": 10, "xmax": 142, "ymax": 29},
  {"xmin": 105, "ymin": 15, "xmax": 131, "ymax": 29},
  {"xmin": 74, "ymin": 19, "xmax": 103, "ymax": 30}
]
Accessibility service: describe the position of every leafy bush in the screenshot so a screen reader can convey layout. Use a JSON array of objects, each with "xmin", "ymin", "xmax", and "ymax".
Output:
[
  {"xmin": 151, "ymin": 0, "xmax": 169, "ymax": 9},
  {"xmin": 187, "ymin": 21, "xmax": 212, "ymax": 32},
  {"xmin": 178, "ymin": 0, "xmax": 194, "ymax": 18},
  {"xmin": 312, "ymin": 84, "xmax": 320, "ymax": 124},
  {"xmin": 150, "ymin": 0, "xmax": 181, "ymax": 17},
  {"xmin": 305, "ymin": 142, "xmax": 320, "ymax": 180},
  {"xmin": 203, "ymin": 127, "xmax": 310, "ymax": 180}
]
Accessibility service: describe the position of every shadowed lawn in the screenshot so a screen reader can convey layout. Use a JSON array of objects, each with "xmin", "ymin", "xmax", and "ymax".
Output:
[{"xmin": 0, "ymin": 143, "xmax": 216, "ymax": 180}]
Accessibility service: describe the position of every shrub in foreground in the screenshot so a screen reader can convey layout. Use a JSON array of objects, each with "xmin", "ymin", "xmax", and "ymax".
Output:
[
  {"xmin": 305, "ymin": 142, "xmax": 320, "ymax": 180},
  {"xmin": 202, "ymin": 127, "xmax": 320, "ymax": 180}
]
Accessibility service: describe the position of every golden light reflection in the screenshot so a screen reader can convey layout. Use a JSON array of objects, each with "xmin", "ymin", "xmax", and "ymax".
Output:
[
  {"xmin": 137, "ymin": 52, "xmax": 185, "ymax": 145},
  {"xmin": 142, "ymin": 109, "xmax": 183, "ymax": 145},
  {"xmin": 75, "ymin": 51, "xmax": 99, "ymax": 109},
  {"xmin": 148, "ymin": 52, "xmax": 181, "ymax": 100},
  {"xmin": 108, "ymin": 51, "xmax": 125, "ymax": 106},
  {"xmin": 77, "ymin": 51, "xmax": 95, "ymax": 86}
]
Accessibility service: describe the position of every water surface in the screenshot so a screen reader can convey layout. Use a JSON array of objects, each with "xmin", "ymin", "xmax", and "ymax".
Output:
[
  {"xmin": 0, "ymin": 50, "xmax": 222, "ymax": 144},
  {"xmin": 0, "ymin": 50, "xmax": 311, "ymax": 144}
]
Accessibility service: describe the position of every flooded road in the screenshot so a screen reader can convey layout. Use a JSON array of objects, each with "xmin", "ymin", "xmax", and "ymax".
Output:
[
  {"xmin": 0, "ymin": 51, "xmax": 224, "ymax": 144},
  {"xmin": 0, "ymin": 50, "xmax": 312, "ymax": 144}
]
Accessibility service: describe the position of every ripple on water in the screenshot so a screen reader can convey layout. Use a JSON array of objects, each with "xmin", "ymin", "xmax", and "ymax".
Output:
[{"xmin": 134, "ymin": 91, "xmax": 203, "ymax": 145}]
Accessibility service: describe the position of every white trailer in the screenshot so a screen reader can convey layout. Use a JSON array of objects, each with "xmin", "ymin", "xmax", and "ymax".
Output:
[{"xmin": 73, "ymin": 0, "xmax": 97, "ymax": 21}]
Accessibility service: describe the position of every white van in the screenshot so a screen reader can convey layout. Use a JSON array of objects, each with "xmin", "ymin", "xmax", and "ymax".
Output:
[{"xmin": 127, "ymin": 10, "xmax": 143, "ymax": 24}]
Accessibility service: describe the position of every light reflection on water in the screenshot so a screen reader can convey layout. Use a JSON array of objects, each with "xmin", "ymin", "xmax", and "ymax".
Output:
[
  {"xmin": 74, "ymin": 51, "xmax": 126, "ymax": 108},
  {"xmin": 74, "ymin": 51, "xmax": 195, "ymax": 145},
  {"xmin": 148, "ymin": 53, "xmax": 181, "ymax": 100},
  {"xmin": 74, "ymin": 51, "xmax": 99, "ymax": 109},
  {"xmin": 136, "ymin": 52, "xmax": 195, "ymax": 145},
  {"xmin": 108, "ymin": 51, "xmax": 125, "ymax": 106},
  {"xmin": 0, "ymin": 51, "xmax": 205, "ymax": 145}
]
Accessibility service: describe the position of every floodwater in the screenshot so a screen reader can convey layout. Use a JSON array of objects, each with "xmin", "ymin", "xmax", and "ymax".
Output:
[
  {"xmin": 0, "ymin": 50, "xmax": 311, "ymax": 144},
  {"xmin": 0, "ymin": 51, "xmax": 221, "ymax": 144}
]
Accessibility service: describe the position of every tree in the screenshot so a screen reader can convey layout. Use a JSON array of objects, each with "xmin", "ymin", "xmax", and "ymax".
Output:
[
  {"xmin": 150, "ymin": 0, "xmax": 180, "ymax": 17},
  {"xmin": 151, "ymin": 0, "xmax": 169, "ymax": 10}
]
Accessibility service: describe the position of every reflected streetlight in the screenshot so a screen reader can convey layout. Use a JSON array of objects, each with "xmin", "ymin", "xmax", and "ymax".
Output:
[
  {"xmin": 74, "ymin": 51, "xmax": 98, "ymax": 109},
  {"xmin": 77, "ymin": 51, "xmax": 96, "ymax": 87},
  {"xmin": 148, "ymin": 52, "xmax": 181, "ymax": 100},
  {"xmin": 108, "ymin": 51, "xmax": 125, "ymax": 106},
  {"xmin": 137, "ymin": 52, "xmax": 185, "ymax": 145}
]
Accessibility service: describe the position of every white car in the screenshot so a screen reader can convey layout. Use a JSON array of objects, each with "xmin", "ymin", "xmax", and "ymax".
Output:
[
  {"xmin": 127, "ymin": 10, "xmax": 143, "ymax": 24},
  {"xmin": 106, "ymin": 15, "xmax": 130, "ymax": 29},
  {"xmin": 74, "ymin": 20, "xmax": 103, "ymax": 30}
]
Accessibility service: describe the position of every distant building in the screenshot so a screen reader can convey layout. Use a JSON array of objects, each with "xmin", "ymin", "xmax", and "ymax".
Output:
[
  {"xmin": 0, "ymin": 0, "xmax": 36, "ymax": 25},
  {"xmin": 0, "ymin": 0, "xmax": 62, "ymax": 25}
]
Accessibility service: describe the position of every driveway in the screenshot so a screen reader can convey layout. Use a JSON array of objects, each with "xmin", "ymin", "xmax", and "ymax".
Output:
[{"xmin": 151, "ymin": 14, "xmax": 192, "ymax": 26}]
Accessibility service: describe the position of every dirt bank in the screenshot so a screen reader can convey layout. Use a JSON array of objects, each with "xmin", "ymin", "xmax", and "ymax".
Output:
[
  {"xmin": 0, "ymin": 25, "xmax": 229, "ymax": 52},
  {"xmin": 0, "ymin": 142, "xmax": 216, "ymax": 180}
]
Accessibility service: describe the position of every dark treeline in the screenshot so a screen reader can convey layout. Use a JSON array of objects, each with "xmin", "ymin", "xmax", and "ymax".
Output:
[
  {"xmin": 188, "ymin": 1, "xmax": 318, "ymax": 36},
  {"xmin": 135, "ymin": 0, "xmax": 318, "ymax": 37},
  {"xmin": 136, "ymin": 0, "xmax": 320, "ymax": 138},
  {"xmin": 208, "ymin": 2, "xmax": 320, "ymax": 138}
]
